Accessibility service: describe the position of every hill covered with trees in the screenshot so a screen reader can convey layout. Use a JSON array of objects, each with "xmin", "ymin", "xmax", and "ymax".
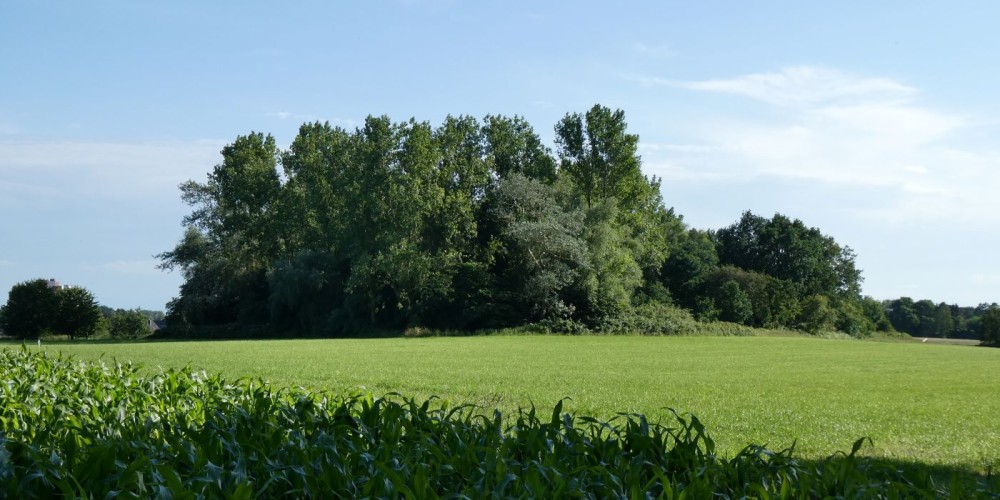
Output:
[{"xmin": 156, "ymin": 105, "xmax": 910, "ymax": 338}]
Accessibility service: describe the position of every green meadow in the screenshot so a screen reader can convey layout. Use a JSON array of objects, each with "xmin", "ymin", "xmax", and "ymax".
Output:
[{"xmin": 33, "ymin": 335, "xmax": 1000, "ymax": 469}]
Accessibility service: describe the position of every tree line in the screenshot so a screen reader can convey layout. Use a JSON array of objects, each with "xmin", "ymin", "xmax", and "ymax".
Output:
[
  {"xmin": 882, "ymin": 298, "xmax": 999, "ymax": 341},
  {"xmin": 156, "ymin": 104, "xmax": 937, "ymax": 339},
  {"xmin": 0, "ymin": 279, "xmax": 158, "ymax": 340}
]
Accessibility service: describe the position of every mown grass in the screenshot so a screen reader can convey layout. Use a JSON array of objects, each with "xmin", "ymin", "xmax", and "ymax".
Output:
[
  {"xmin": 27, "ymin": 334, "xmax": 999, "ymax": 472},
  {"xmin": 2, "ymin": 347, "xmax": 997, "ymax": 497}
]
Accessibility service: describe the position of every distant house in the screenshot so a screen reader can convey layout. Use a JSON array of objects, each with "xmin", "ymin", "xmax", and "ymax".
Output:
[
  {"xmin": 147, "ymin": 318, "xmax": 161, "ymax": 333},
  {"xmin": 46, "ymin": 278, "xmax": 74, "ymax": 290}
]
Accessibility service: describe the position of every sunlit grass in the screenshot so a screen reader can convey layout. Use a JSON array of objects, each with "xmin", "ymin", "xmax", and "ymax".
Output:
[{"xmin": 31, "ymin": 335, "xmax": 1000, "ymax": 469}]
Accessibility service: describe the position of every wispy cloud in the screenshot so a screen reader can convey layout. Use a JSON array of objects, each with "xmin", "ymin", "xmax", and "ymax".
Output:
[
  {"xmin": 670, "ymin": 66, "xmax": 917, "ymax": 107},
  {"xmin": 637, "ymin": 66, "xmax": 998, "ymax": 226}
]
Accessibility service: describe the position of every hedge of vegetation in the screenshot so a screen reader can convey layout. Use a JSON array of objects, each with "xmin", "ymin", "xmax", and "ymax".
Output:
[{"xmin": 0, "ymin": 348, "xmax": 995, "ymax": 498}]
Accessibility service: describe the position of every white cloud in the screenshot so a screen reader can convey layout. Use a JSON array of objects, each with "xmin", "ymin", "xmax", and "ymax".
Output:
[
  {"xmin": 673, "ymin": 66, "xmax": 917, "ymax": 107},
  {"xmin": 644, "ymin": 66, "xmax": 1000, "ymax": 226}
]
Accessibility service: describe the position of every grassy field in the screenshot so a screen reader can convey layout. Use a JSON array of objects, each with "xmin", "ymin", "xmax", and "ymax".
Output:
[{"xmin": 20, "ymin": 335, "xmax": 1000, "ymax": 469}]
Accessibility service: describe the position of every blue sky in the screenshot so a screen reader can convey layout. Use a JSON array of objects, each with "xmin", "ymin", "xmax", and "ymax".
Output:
[{"xmin": 2, "ymin": 1, "xmax": 998, "ymax": 310}]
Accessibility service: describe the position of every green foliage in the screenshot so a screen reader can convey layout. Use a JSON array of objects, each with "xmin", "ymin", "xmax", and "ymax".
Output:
[
  {"xmin": 107, "ymin": 309, "xmax": 150, "ymax": 339},
  {"xmin": 158, "ymin": 106, "xmax": 873, "ymax": 338},
  {"xmin": 860, "ymin": 296, "xmax": 893, "ymax": 332},
  {"xmin": 833, "ymin": 296, "xmax": 875, "ymax": 338},
  {"xmin": 594, "ymin": 302, "xmax": 699, "ymax": 335},
  {"xmin": 578, "ymin": 199, "xmax": 643, "ymax": 320},
  {"xmin": 2, "ymin": 348, "xmax": 992, "ymax": 498},
  {"xmin": 36, "ymin": 336, "xmax": 1000, "ymax": 469},
  {"xmin": 0, "ymin": 279, "xmax": 58, "ymax": 339},
  {"xmin": 267, "ymin": 250, "xmax": 346, "ymax": 336},
  {"xmin": 554, "ymin": 104, "xmax": 649, "ymax": 212},
  {"xmin": 798, "ymin": 295, "xmax": 838, "ymax": 333},
  {"xmin": 482, "ymin": 114, "xmax": 556, "ymax": 182},
  {"xmin": 1, "ymin": 281, "xmax": 105, "ymax": 339},
  {"xmin": 488, "ymin": 173, "xmax": 587, "ymax": 322},
  {"xmin": 714, "ymin": 211, "xmax": 862, "ymax": 299},
  {"xmin": 699, "ymin": 266, "xmax": 800, "ymax": 329},
  {"xmin": 982, "ymin": 306, "xmax": 1000, "ymax": 346},
  {"xmin": 885, "ymin": 297, "xmax": 995, "ymax": 339},
  {"xmin": 662, "ymin": 229, "xmax": 720, "ymax": 310},
  {"xmin": 55, "ymin": 287, "xmax": 103, "ymax": 340},
  {"xmin": 716, "ymin": 280, "xmax": 753, "ymax": 324}
]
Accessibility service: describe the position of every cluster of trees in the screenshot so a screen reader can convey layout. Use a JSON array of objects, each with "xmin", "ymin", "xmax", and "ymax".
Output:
[
  {"xmin": 0, "ymin": 279, "xmax": 156, "ymax": 340},
  {"xmin": 160, "ymin": 105, "xmax": 895, "ymax": 338},
  {"xmin": 661, "ymin": 212, "xmax": 886, "ymax": 335},
  {"xmin": 883, "ymin": 298, "xmax": 999, "ymax": 340}
]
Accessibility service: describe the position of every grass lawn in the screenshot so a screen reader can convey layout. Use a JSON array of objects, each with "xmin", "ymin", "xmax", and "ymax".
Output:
[{"xmin": 19, "ymin": 335, "xmax": 1000, "ymax": 469}]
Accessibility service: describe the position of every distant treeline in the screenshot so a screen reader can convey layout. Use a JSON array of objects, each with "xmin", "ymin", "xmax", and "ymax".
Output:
[
  {"xmin": 98, "ymin": 306, "xmax": 165, "ymax": 322},
  {"xmin": 158, "ymin": 105, "xmax": 995, "ymax": 340},
  {"xmin": 882, "ymin": 298, "xmax": 997, "ymax": 339},
  {"xmin": 0, "ymin": 279, "xmax": 165, "ymax": 339}
]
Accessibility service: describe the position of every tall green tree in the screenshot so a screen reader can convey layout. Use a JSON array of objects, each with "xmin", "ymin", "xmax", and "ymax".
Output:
[
  {"xmin": 160, "ymin": 133, "xmax": 283, "ymax": 326},
  {"xmin": 277, "ymin": 121, "xmax": 354, "ymax": 253},
  {"xmin": 578, "ymin": 199, "xmax": 643, "ymax": 320},
  {"xmin": 486, "ymin": 173, "xmax": 587, "ymax": 323},
  {"xmin": 55, "ymin": 287, "xmax": 103, "ymax": 339},
  {"xmin": 0, "ymin": 279, "xmax": 58, "ymax": 339},
  {"xmin": 555, "ymin": 104, "xmax": 681, "ymax": 285},
  {"xmin": 483, "ymin": 114, "xmax": 556, "ymax": 182},
  {"xmin": 555, "ymin": 105, "xmax": 644, "ymax": 210},
  {"xmin": 186, "ymin": 132, "xmax": 283, "ymax": 269}
]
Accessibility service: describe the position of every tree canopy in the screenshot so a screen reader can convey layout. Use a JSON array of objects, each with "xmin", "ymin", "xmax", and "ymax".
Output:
[{"xmin": 157, "ymin": 106, "xmax": 895, "ymax": 339}]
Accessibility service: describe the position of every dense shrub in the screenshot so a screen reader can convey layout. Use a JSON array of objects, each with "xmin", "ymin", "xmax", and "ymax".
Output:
[{"xmin": 595, "ymin": 302, "xmax": 698, "ymax": 335}]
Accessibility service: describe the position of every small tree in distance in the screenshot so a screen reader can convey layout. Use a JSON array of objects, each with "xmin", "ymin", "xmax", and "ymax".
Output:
[
  {"xmin": 56, "ymin": 287, "xmax": 104, "ymax": 340},
  {"xmin": 0, "ymin": 279, "xmax": 58, "ymax": 339},
  {"xmin": 109, "ymin": 309, "xmax": 151, "ymax": 339}
]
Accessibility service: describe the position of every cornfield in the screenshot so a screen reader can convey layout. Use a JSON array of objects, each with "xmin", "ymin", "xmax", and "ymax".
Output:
[{"xmin": 0, "ymin": 347, "xmax": 994, "ymax": 498}]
